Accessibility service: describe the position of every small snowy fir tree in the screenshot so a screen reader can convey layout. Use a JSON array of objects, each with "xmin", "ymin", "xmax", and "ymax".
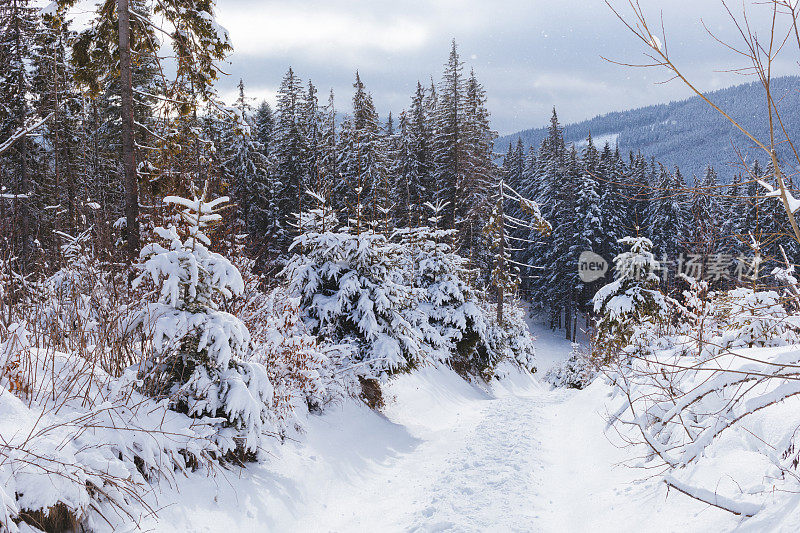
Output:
[
  {"xmin": 401, "ymin": 201, "xmax": 493, "ymax": 376},
  {"xmin": 284, "ymin": 191, "xmax": 424, "ymax": 387},
  {"xmin": 593, "ymin": 236, "xmax": 667, "ymax": 363},
  {"xmin": 713, "ymin": 287, "xmax": 800, "ymax": 350},
  {"xmin": 134, "ymin": 190, "xmax": 274, "ymax": 459},
  {"xmin": 544, "ymin": 343, "xmax": 597, "ymax": 389}
]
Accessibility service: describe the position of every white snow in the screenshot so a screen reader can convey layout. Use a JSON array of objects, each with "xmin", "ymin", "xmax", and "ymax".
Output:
[
  {"xmin": 137, "ymin": 323, "xmax": 741, "ymax": 532},
  {"xmin": 649, "ymin": 34, "xmax": 663, "ymax": 52},
  {"xmin": 575, "ymin": 132, "xmax": 620, "ymax": 149}
]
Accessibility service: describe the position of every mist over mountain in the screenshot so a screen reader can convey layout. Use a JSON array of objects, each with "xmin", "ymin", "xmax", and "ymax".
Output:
[{"xmin": 498, "ymin": 76, "xmax": 800, "ymax": 181}]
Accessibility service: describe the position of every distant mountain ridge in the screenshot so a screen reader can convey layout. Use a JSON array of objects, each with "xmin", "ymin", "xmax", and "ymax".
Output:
[{"xmin": 497, "ymin": 76, "xmax": 800, "ymax": 181}]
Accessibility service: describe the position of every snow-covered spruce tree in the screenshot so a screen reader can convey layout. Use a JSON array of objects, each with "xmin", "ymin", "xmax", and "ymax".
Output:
[
  {"xmin": 571, "ymin": 136, "xmax": 606, "ymax": 308},
  {"xmin": 394, "ymin": 82, "xmax": 434, "ymax": 228},
  {"xmin": 273, "ymin": 67, "xmax": 307, "ymax": 250},
  {"xmin": 134, "ymin": 192, "xmax": 274, "ymax": 460},
  {"xmin": 689, "ymin": 166, "xmax": 723, "ymax": 277},
  {"xmin": 223, "ymin": 79, "xmax": 270, "ymax": 242},
  {"xmin": 544, "ymin": 343, "xmax": 597, "ymax": 390},
  {"xmin": 431, "ymin": 40, "xmax": 467, "ymax": 232},
  {"xmin": 646, "ymin": 165, "xmax": 689, "ymax": 270},
  {"xmin": 400, "ymin": 201, "xmax": 495, "ymax": 377},
  {"xmin": 593, "ymin": 236, "xmax": 668, "ymax": 364},
  {"xmin": 336, "ymin": 72, "xmax": 388, "ymax": 233},
  {"xmin": 283, "ymin": 192, "xmax": 423, "ymax": 406},
  {"xmin": 524, "ymin": 109, "xmax": 570, "ymax": 328}
]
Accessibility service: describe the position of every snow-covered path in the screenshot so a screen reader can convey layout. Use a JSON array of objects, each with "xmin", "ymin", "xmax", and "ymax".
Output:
[
  {"xmin": 151, "ymin": 323, "xmax": 736, "ymax": 532},
  {"xmin": 296, "ymin": 382, "xmax": 564, "ymax": 532},
  {"xmin": 282, "ymin": 373, "xmax": 730, "ymax": 532}
]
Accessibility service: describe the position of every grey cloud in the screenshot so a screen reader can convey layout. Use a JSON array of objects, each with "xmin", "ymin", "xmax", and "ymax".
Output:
[{"xmin": 215, "ymin": 1, "xmax": 792, "ymax": 135}]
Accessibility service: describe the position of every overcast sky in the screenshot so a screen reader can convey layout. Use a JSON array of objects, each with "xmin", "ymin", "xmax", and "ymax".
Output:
[{"xmin": 213, "ymin": 1, "xmax": 796, "ymax": 135}]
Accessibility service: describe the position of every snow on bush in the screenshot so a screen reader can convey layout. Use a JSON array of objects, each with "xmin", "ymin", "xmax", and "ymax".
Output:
[
  {"xmin": 134, "ymin": 193, "xmax": 275, "ymax": 458},
  {"xmin": 602, "ymin": 263, "xmax": 800, "ymax": 519},
  {"xmin": 0, "ymin": 323, "xmax": 28, "ymax": 396},
  {"xmin": 545, "ymin": 344, "xmax": 597, "ymax": 389},
  {"xmin": 29, "ymin": 229, "xmax": 139, "ymax": 374},
  {"xmin": 240, "ymin": 280, "xmax": 347, "ymax": 426},
  {"xmin": 0, "ymin": 325, "xmax": 217, "ymax": 532},
  {"xmin": 711, "ymin": 287, "xmax": 800, "ymax": 350}
]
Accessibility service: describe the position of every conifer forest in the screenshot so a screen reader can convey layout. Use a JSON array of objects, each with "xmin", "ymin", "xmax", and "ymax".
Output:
[{"xmin": 4, "ymin": 0, "xmax": 800, "ymax": 531}]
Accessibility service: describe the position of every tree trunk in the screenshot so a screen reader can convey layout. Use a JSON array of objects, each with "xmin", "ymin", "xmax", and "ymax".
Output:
[
  {"xmin": 572, "ymin": 314, "xmax": 578, "ymax": 342},
  {"xmin": 117, "ymin": 0, "xmax": 139, "ymax": 259},
  {"xmin": 11, "ymin": 7, "xmax": 30, "ymax": 269},
  {"xmin": 497, "ymin": 179, "xmax": 505, "ymax": 324}
]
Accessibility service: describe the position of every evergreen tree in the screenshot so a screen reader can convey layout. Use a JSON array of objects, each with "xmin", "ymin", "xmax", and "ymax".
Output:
[
  {"xmin": 627, "ymin": 152, "xmax": 651, "ymax": 234},
  {"xmin": 72, "ymin": 0, "xmax": 166, "ymax": 256},
  {"xmin": 757, "ymin": 159, "xmax": 794, "ymax": 266},
  {"xmin": 318, "ymin": 89, "xmax": 338, "ymax": 227},
  {"xmin": 647, "ymin": 165, "xmax": 689, "ymax": 283},
  {"xmin": 593, "ymin": 236, "xmax": 667, "ymax": 363},
  {"xmin": 0, "ymin": 0, "xmax": 40, "ymax": 267},
  {"xmin": 251, "ymin": 100, "xmax": 281, "ymax": 257},
  {"xmin": 301, "ymin": 80, "xmax": 324, "ymax": 220},
  {"xmin": 572, "ymin": 135, "xmax": 605, "ymax": 310},
  {"xmin": 273, "ymin": 67, "xmax": 306, "ymax": 248},
  {"xmin": 135, "ymin": 192, "xmax": 273, "ymax": 458},
  {"xmin": 337, "ymin": 72, "xmax": 387, "ymax": 232},
  {"xmin": 517, "ymin": 145, "xmax": 539, "ymax": 296},
  {"xmin": 432, "ymin": 40, "xmax": 467, "ymax": 233},
  {"xmin": 253, "ymin": 101, "xmax": 275, "ymax": 159},
  {"xmin": 398, "ymin": 82, "xmax": 434, "ymax": 228},
  {"xmin": 722, "ymin": 175, "xmax": 745, "ymax": 257},
  {"xmin": 224, "ymin": 80, "xmax": 269, "ymax": 244},
  {"xmin": 32, "ymin": 5, "xmax": 82, "ymax": 244},
  {"xmin": 689, "ymin": 166, "xmax": 723, "ymax": 282},
  {"xmin": 547, "ymin": 146, "xmax": 580, "ymax": 338},
  {"xmin": 529, "ymin": 109, "xmax": 570, "ymax": 329},
  {"xmin": 598, "ymin": 143, "xmax": 627, "ymax": 260},
  {"xmin": 459, "ymin": 68, "xmax": 497, "ymax": 263},
  {"xmin": 484, "ymin": 178, "xmax": 549, "ymax": 323}
]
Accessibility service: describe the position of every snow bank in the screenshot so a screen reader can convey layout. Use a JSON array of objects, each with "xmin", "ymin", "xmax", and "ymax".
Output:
[{"xmin": 0, "ymin": 347, "xmax": 218, "ymax": 532}]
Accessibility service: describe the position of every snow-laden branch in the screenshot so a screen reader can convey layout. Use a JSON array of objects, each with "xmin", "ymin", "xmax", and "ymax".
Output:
[
  {"xmin": 664, "ymin": 476, "xmax": 762, "ymax": 517},
  {"xmin": 0, "ymin": 113, "xmax": 53, "ymax": 156},
  {"xmin": 758, "ymin": 179, "xmax": 800, "ymax": 213}
]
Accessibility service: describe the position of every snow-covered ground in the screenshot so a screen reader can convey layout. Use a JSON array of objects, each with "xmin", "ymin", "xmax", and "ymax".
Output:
[
  {"xmin": 522, "ymin": 311, "xmax": 581, "ymax": 375},
  {"xmin": 142, "ymin": 320, "xmax": 741, "ymax": 532}
]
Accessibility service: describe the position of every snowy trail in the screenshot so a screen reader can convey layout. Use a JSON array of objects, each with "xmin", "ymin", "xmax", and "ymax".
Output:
[
  {"xmin": 152, "ymin": 323, "xmax": 736, "ymax": 532},
  {"xmin": 288, "ymin": 376, "xmax": 567, "ymax": 532}
]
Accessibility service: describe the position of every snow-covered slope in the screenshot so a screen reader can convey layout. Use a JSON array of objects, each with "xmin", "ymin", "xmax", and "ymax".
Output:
[
  {"xmin": 499, "ymin": 76, "xmax": 800, "ymax": 180},
  {"xmin": 140, "ymin": 325, "xmax": 747, "ymax": 532}
]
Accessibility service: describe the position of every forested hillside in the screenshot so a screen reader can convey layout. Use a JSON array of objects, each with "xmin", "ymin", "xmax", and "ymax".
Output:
[
  {"xmin": 504, "ymin": 111, "xmax": 796, "ymax": 340},
  {"xmin": 499, "ymin": 76, "xmax": 800, "ymax": 180}
]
